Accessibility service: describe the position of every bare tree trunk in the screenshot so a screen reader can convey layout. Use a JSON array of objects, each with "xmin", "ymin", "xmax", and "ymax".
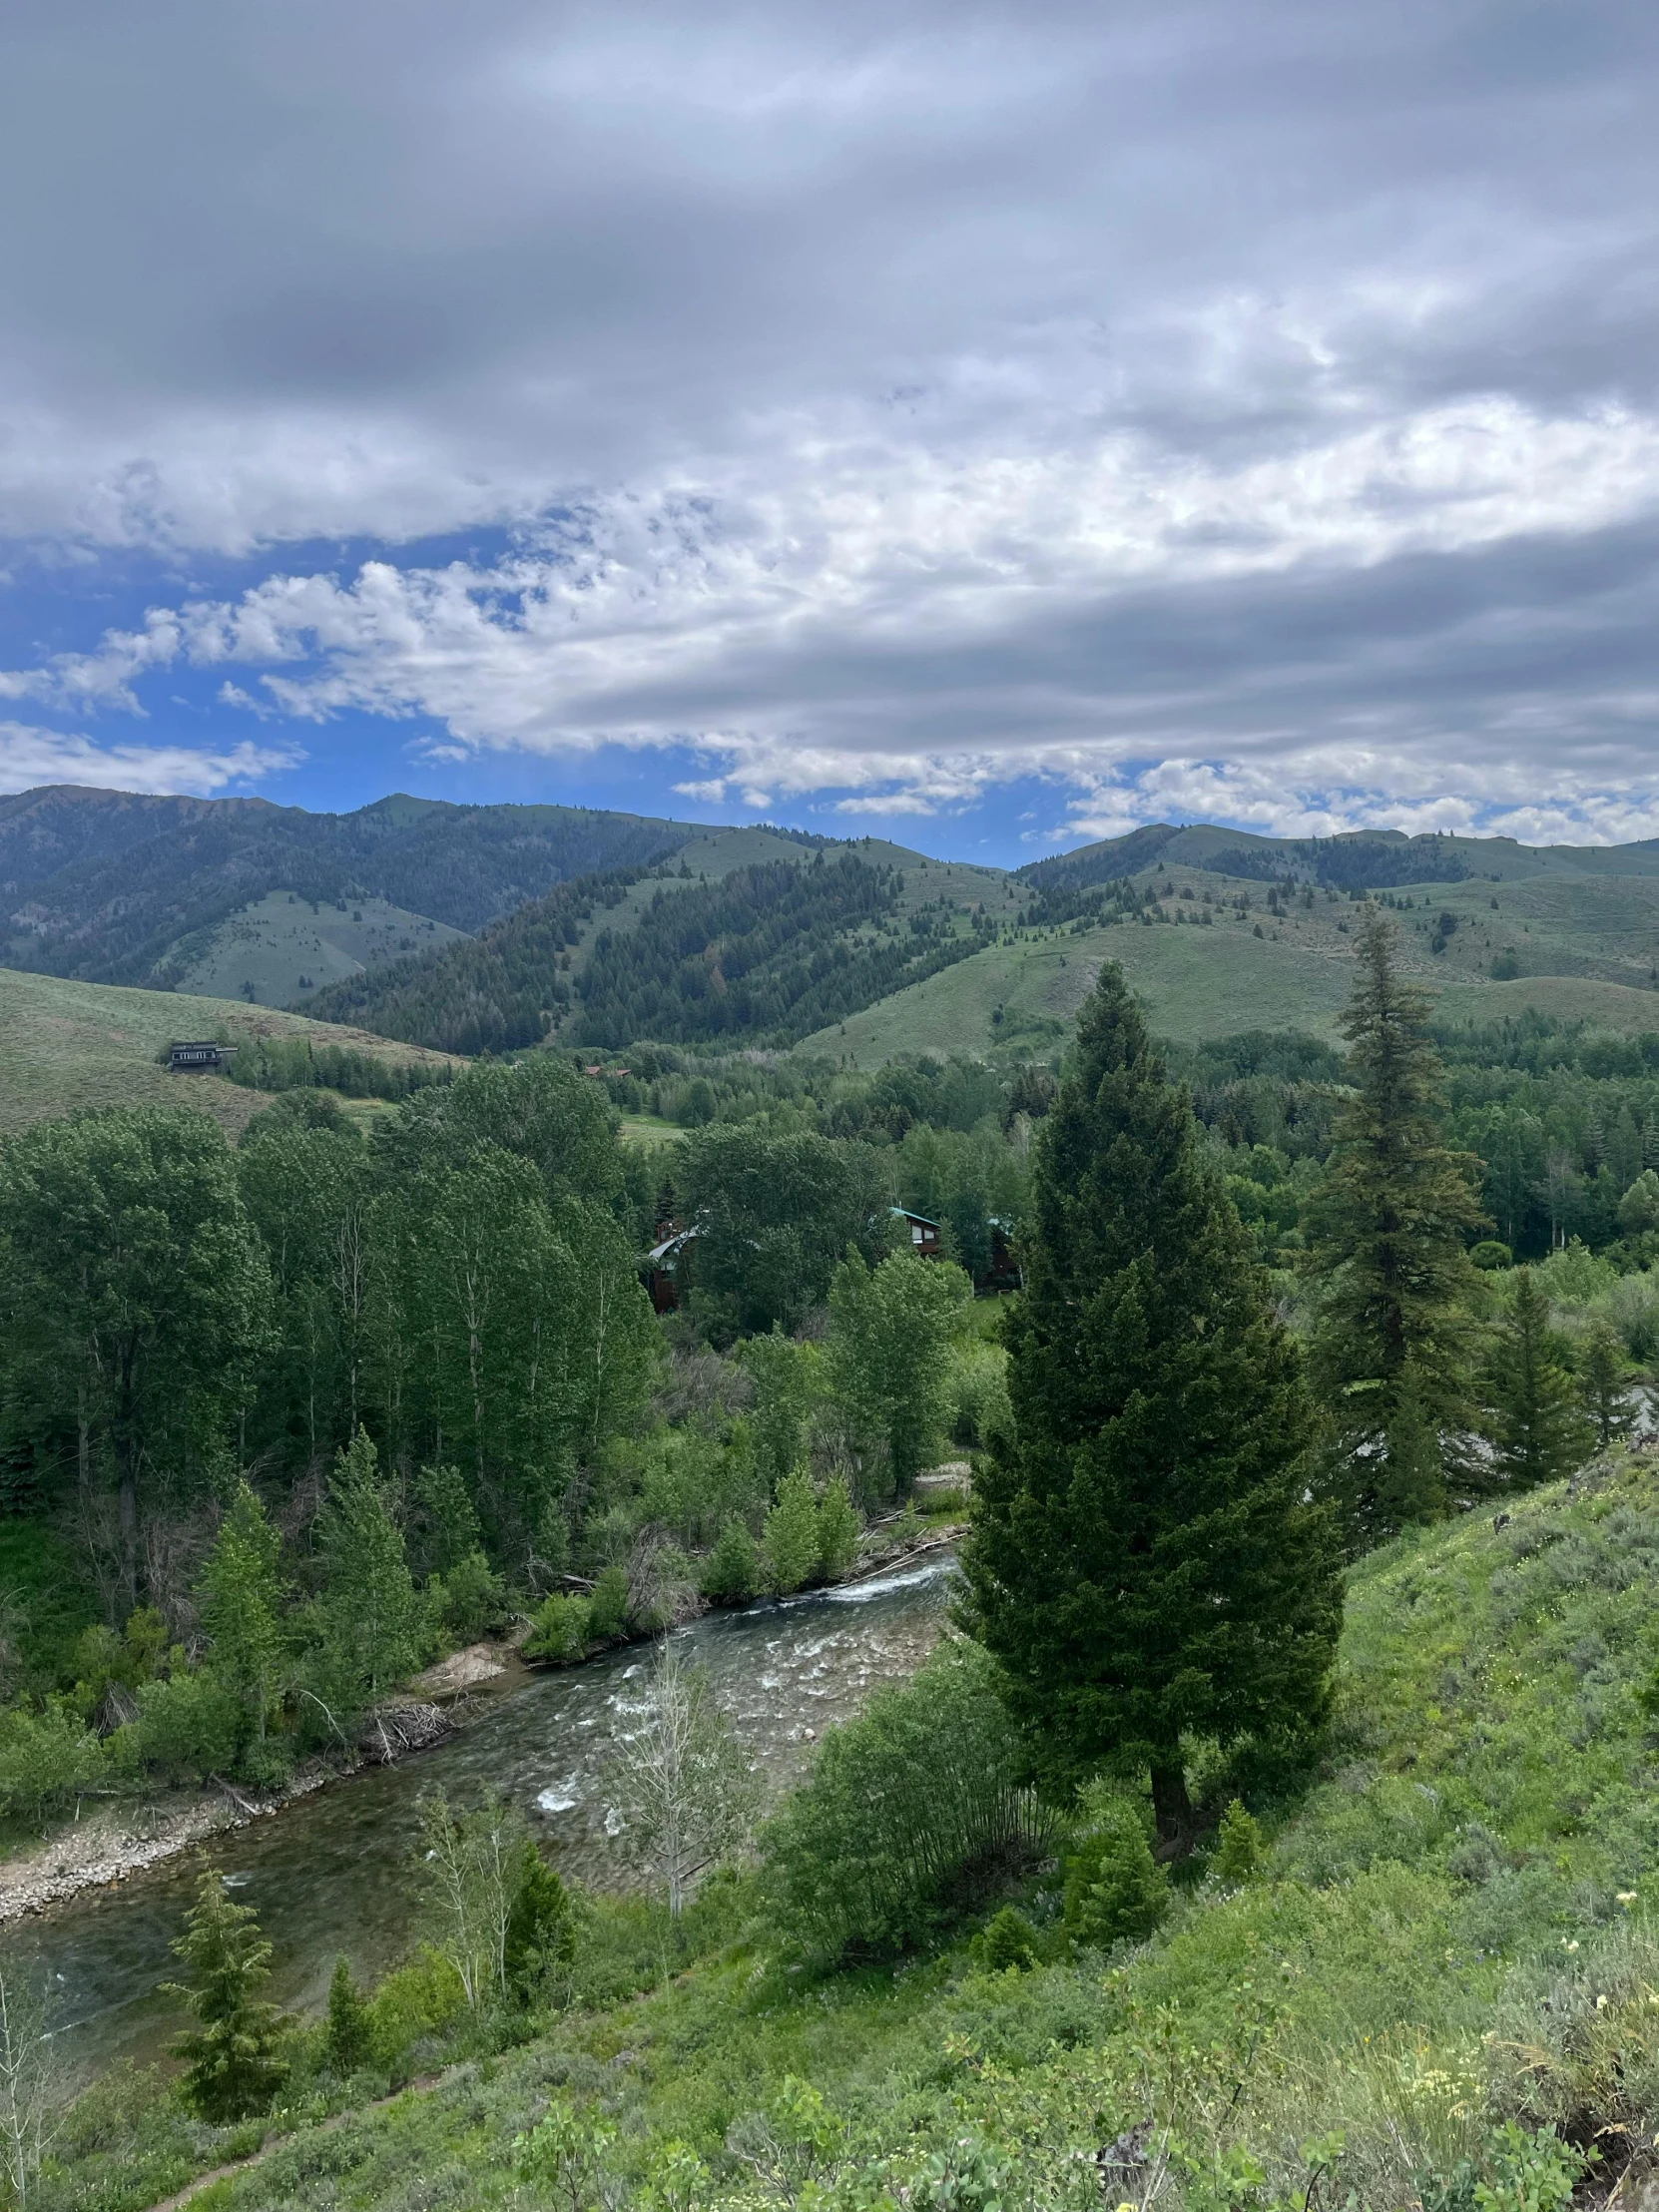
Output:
[{"xmin": 1150, "ymin": 1762, "xmax": 1194, "ymax": 1858}]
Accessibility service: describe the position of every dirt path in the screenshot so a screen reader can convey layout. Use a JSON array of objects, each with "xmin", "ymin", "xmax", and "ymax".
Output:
[{"xmin": 146, "ymin": 2071, "xmax": 447, "ymax": 2212}]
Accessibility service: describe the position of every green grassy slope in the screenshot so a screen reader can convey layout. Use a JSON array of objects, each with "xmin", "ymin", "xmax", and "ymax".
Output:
[
  {"xmin": 167, "ymin": 888, "xmax": 469, "ymax": 1007},
  {"xmin": 806, "ymin": 918, "xmax": 1360, "ymax": 1062},
  {"xmin": 812, "ymin": 858, "xmax": 1659, "ymax": 1062},
  {"xmin": 104, "ymin": 1448, "xmax": 1659, "ymax": 2212},
  {"xmin": 0, "ymin": 966, "xmax": 458, "ymax": 1140}
]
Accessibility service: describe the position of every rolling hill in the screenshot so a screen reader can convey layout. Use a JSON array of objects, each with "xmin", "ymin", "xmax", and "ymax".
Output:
[
  {"xmin": 0, "ymin": 785, "xmax": 695, "ymax": 992},
  {"xmin": 15, "ymin": 785, "xmax": 1659, "ymax": 1071},
  {"xmin": 0, "ymin": 965, "xmax": 459, "ymax": 1140}
]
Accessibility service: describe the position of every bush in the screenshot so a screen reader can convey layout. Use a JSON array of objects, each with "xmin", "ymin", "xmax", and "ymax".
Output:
[
  {"xmin": 364, "ymin": 1948, "xmax": 467, "ymax": 2071},
  {"xmin": 0, "ymin": 1698, "xmax": 104, "ymax": 1824},
  {"xmin": 1213, "ymin": 1798, "xmax": 1266, "ymax": 1883},
  {"xmin": 759, "ymin": 1641, "xmax": 1055, "ymax": 1960},
  {"xmin": 523, "ymin": 1595, "xmax": 593, "ymax": 1664},
  {"xmin": 701, "ymin": 1519, "xmax": 760, "ymax": 1604},
  {"xmin": 1470, "ymin": 1241, "xmax": 1512, "ymax": 1272},
  {"xmin": 1062, "ymin": 1788, "xmax": 1169, "ymax": 1949},
  {"xmin": 763, "ymin": 1468, "xmax": 821, "ymax": 1596},
  {"xmin": 430, "ymin": 1548, "xmax": 504, "ymax": 1644},
  {"xmin": 587, "ymin": 1564, "xmax": 632, "ymax": 1641},
  {"xmin": 970, "ymin": 1906, "xmax": 1040, "ymax": 1972},
  {"xmin": 947, "ymin": 1340, "xmax": 1012, "ymax": 1447},
  {"xmin": 107, "ymin": 1670, "xmax": 241, "ymax": 1788}
]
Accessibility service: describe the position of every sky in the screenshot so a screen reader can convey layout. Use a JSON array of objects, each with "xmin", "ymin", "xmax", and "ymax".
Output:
[{"xmin": 1, "ymin": 1, "xmax": 1658, "ymax": 866}]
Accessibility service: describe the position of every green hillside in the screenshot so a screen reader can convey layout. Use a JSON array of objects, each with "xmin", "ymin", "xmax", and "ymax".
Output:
[
  {"xmin": 0, "ymin": 965, "xmax": 458, "ymax": 1139},
  {"xmin": 165, "ymin": 888, "xmax": 468, "ymax": 1007},
  {"xmin": 811, "ymin": 856, "xmax": 1659, "ymax": 1062},
  {"xmin": 63, "ymin": 1447, "xmax": 1659, "ymax": 2212}
]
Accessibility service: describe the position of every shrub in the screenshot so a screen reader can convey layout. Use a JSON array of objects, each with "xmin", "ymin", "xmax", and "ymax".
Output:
[
  {"xmin": 1213, "ymin": 1798, "xmax": 1266, "ymax": 1883},
  {"xmin": 587, "ymin": 1564, "xmax": 632, "ymax": 1642},
  {"xmin": 364, "ymin": 1948, "xmax": 467, "ymax": 2070},
  {"xmin": 970, "ymin": 1906, "xmax": 1040, "ymax": 1972},
  {"xmin": 815, "ymin": 1475, "xmax": 861, "ymax": 1580},
  {"xmin": 107, "ymin": 1670, "xmax": 241, "ymax": 1788},
  {"xmin": 523, "ymin": 1594, "xmax": 592, "ymax": 1663},
  {"xmin": 701, "ymin": 1519, "xmax": 760, "ymax": 1604},
  {"xmin": 1062, "ymin": 1789, "xmax": 1169, "ymax": 1949},
  {"xmin": 430, "ymin": 1548, "xmax": 504, "ymax": 1644},
  {"xmin": 760, "ymin": 1641, "xmax": 1055, "ymax": 1960},
  {"xmin": 763, "ymin": 1468, "xmax": 821, "ymax": 1596},
  {"xmin": 0, "ymin": 1699, "xmax": 104, "ymax": 1824},
  {"xmin": 1470, "ymin": 1241, "xmax": 1512, "ymax": 1272}
]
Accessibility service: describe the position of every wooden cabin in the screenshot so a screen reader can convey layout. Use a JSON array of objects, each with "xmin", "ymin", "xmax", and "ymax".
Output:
[
  {"xmin": 169, "ymin": 1040, "xmax": 230, "ymax": 1072},
  {"xmin": 890, "ymin": 1206, "xmax": 942, "ymax": 1258}
]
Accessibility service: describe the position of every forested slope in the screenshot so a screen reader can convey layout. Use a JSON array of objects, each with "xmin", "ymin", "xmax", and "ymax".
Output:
[
  {"xmin": 1, "ymin": 787, "xmax": 691, "ymax": 988},
  {"xmin": 311, "ymin": 852, "xmax": 992, "ymax": 1054}
]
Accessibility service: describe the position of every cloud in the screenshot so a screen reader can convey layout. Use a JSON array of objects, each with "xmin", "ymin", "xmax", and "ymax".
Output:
[
  {"xmin": 0, "ymin": 722, "xmax": 300, "ymax": 799},
  {"xmin": 1, "ymin": 0, "xmax": 1658, "ymax": 842}
]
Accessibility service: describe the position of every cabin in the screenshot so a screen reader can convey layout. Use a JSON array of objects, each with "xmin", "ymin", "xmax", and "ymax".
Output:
[
  {"xmin": 890, "ymin": 1206, "xmax": 942, "ymax": 1258},
  {"xmin": 642, "ymin": 1225, "xmax": 699, "ymax": 1314},
  {"xmin": 168, "ymin": 1040, "xmax": 231, "ymax": 1072}
]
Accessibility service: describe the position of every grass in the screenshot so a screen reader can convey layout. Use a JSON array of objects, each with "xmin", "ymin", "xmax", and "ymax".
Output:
[
  {"xmin": 48, "ymin": 1447, "xmax": 1659, "ymax": 2211},
  {"xmin": 807, "ymin": 864, "xmax": 1659, "ymax": 1064},
  {"xmin": 168, "ymin": 889, "xmax": 468, "ymax": 1010},
  {"xmin": 0, "ymin": 965, "xmax": 461, "ymax": 1141}
]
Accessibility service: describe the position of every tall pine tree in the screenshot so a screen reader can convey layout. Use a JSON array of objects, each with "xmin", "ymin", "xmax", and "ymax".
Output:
[
  {"xmin": 962, "ymin": 963, "xmax": 1341, "ymax": 1850},
  {"xmin": 1304, "ymin": 903, "xmax": 1485, "ymax": 1536},
  {"xmin": 1481, "ymin": 1270, "xmax": 1594, "ymax": 1490}
]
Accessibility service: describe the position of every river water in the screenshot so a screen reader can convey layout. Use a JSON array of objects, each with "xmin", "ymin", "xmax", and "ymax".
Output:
[{"xmin": 1, "ymin": 1554, "xmax": 957, "ymax": 2076}]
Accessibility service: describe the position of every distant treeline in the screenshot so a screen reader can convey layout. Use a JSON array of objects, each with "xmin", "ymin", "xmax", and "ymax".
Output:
[{"xmin": 223, "ymin": 1035, "xmax": 454, "ymax": 1102}]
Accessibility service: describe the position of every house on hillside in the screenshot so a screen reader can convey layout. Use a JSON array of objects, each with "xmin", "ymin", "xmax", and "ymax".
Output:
[
  {"xmin": 890, "ymin": 1206, "xmax": 942, "ymax": 1258},
  {"xmin": 643, "ymin": 1224, "xmax": 699, "ymax": 1314},
  {"xmin": 168, "ymin": 1040, "xmax": 232, "ymax": 1072}
]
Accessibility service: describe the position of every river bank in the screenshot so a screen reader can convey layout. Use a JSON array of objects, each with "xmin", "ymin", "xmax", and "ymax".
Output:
[{"xmin": 0, "ymin": 1520, "xmax": 965, "ymax": 1932}]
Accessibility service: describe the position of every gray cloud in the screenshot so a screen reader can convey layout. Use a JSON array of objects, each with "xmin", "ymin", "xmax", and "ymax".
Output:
[{"xmin": 1, "ymin": 0, "xmax": 1658, "ymax": 832}]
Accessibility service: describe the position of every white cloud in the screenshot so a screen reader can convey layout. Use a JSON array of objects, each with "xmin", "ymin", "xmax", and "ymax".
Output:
[{"xmin": 0, "ymin": 722, "xmax": 300, "ymax": 799}]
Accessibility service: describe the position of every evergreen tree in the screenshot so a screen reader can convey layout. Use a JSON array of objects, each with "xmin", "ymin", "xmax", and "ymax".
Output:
[
  {"xmin": 1580, "ymin": 1318, "xmax": 1632, "ymax": 1449},
  {"xmin": 1062, "ymin": 1790, "xmax": 1168, "ymax": 1948},
  {"xmin": 962, "ymin": 962, "xmax": 1341, "ymax": 1849},
  {"xmin": 322, "ymin": 1956, "xmax": 373, "ymax": 2074},
  {"xmin": 311, "ymin": 1429, "xmax": 426, "ymax": 1716},
  {"xmin": 503, "ymin": 1844, "xmax": 576, "ymax": 1996},
  {"xmin": 1481, "ymin": 1271, "xmax": 1594, "ymax": 1490},
  {"xmin": 163, "ymin": 1874, "xmax": 289, "ymax": 2122},
  {"xmin": 198, "ymin": 1482, "xmax": 286, "ymax": 1757},
  {"xmin": 1303, "ymin": 904, "xmax": 1486, "ymax": 1537}
]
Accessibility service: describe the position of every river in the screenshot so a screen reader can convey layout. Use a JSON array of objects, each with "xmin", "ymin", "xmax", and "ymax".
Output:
[{"xmin": 1, "ymin": 1553, "xmax": 958, "ymax": 2076}]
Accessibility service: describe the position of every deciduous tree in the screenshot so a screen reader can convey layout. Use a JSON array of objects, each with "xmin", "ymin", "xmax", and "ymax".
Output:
[{"xmin": 828, "ymin": 1249, "xmax": 972, "ymax": 1494}]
